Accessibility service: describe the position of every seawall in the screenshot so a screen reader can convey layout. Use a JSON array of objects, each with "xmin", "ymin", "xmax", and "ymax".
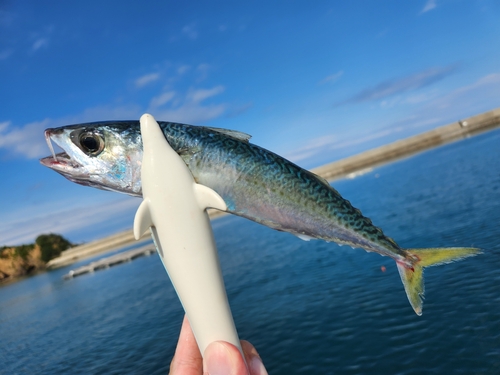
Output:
[
  {"xmin": 47, "ymin": 230, "xmax": 151, "ymax": 269},
  {"xmin": 311, "ymin": 108, "xmax": 500, "ymax": 181}
]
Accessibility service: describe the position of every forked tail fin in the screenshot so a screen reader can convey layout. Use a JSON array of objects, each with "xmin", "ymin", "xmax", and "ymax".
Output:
[{"xmin": 396, "ymin": 247, "xmax": 481, "ymax": 316}]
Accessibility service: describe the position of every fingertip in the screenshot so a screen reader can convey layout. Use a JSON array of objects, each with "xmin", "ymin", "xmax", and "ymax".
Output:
[
  {"xmin": 240, "ymin": 340, "xmax": 258, "ymax": 358},
  {"xmin": 204, "ymin": 341, "xmax": 248, "ymax": 375},
  {"xmin": 241, "ymin": 340, "xmax": 268, "ymax": 375}
]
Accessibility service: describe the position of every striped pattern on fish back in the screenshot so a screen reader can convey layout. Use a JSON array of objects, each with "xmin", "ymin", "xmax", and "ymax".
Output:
[{"xmin": 159, "ymin": 121, "xmax": 402, "ymax": 256}]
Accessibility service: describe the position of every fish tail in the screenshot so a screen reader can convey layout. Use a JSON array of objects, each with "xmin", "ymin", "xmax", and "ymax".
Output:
[{"xmin": 396, "ymin": 247, "xmax": 481, "ymax": 316}]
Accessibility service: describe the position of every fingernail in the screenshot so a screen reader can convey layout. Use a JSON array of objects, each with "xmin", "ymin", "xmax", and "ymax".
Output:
[
  {"xmin": 204, "ymin": 342, "xmax": 233, "ymax": 375},
  {"xmin": 249, "ymin": 356, "xmax": 268, "ymax": 375}
]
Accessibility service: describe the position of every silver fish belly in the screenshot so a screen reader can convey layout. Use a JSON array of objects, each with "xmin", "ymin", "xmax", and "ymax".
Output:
[{"xmin": 40, "ymin": 120, "xmax": 480, "ymax": 315}]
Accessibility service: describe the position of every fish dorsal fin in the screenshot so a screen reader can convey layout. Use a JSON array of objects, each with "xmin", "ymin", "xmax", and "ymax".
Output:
[
  {"xmin": 205, "ymin": 127, "xmax": 252, "ymax": 142},
  {"xmin": 311, "ymin": 172, "xmax": 330, "ymax": 186}
]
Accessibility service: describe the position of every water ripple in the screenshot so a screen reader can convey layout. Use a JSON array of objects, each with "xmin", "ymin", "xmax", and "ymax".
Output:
[{"xmin": 1, "ymin": 130, "xmax": 499, "ymax": 374}]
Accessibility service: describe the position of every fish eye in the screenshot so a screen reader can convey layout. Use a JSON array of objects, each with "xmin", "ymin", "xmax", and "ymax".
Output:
[{"xmin": 79, "ymin": 132, "xmax": 104, "ymax": 156}]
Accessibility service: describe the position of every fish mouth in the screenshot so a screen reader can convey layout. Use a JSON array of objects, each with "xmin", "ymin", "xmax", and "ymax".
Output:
[
  {"xmin": 40, "ymin": 152, "xmax": 90, "ymax": 182},
  {"xmin": 40, "ymin": 151, "xmax": 82, "ymax": 171},
  {"xmin": 39, "ymin": 129, "xmax": 89, "ymax": 180}
]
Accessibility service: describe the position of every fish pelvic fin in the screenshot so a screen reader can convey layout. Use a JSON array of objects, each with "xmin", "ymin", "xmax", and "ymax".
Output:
[{"xmin": 396, "ymin": 247, "xmax": 481, "ymax": 316}]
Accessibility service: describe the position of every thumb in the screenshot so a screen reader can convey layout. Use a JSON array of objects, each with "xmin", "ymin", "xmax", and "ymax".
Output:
[{"xmin": 203, "ymin": 341, "xmax": 249, "ymax": 375}]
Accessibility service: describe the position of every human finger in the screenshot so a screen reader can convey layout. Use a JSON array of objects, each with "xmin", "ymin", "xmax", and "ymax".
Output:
[
  {"xmin": 203, "ymin": 341, "xmax": 249, "ymax": 375},
  {"xmin": 241, "ymin": 340, "xmax": 268, "ymax": 375},
  {"xmin": 169, "ymin": 316, "xmax": 203, "ymax": 375}
]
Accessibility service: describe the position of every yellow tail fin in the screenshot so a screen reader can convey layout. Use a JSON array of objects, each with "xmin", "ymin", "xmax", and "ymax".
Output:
[{"xmin": 396, "ymin": 247, "xmax": 481, "ymax": 316}]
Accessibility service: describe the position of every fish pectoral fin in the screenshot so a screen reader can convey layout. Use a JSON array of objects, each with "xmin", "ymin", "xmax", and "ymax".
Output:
[
  {"xmin": 133, "ymin": 199, "xmax": 154, "ymax": 239},
  {"xmin": 397, "ymin": 247, "xmax": 481, "ymax": 316},
  {"xmin": 194, "ymin": 183, "xmax": 227, "ymax": 212},
  {"xmin": 177, "ymin": 147, "xmax": 200, "ymax": 157},
  {"xmin": 204, "ymin": 127, "xmax": 252, "ymax": 142}
]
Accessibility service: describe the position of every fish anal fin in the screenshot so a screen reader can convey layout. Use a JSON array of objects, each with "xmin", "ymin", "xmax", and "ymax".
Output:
[{"xmin": 295, "ymin": 233, "xmax": 315, "ymax": 241}]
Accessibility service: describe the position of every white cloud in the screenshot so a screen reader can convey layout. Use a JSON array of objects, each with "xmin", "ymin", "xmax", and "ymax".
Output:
[
  {"xmin": 177, "ymin": 65, "xmax": 190, "ymax": 75},
  {"xmin": 420, "ymin": 0, "xmax": 437, "ymax": 14},
  {"xmin": 153, "ymin": 103, "xmax": 226, "ymax": 124},
  {"xmin": 32, "ymin": 38, "xmax": 48, "ymax": 51},
  {"xmin": 188, "ymin": 86, "xmax": 225, "ymax": 103},
  {"xmin": 379, "ymin": 97, "xmax": 401, "ymax": 109},
  {"xmin": 404, "ymin": 89, "xmax": 439, "ymax": 104},
  {"xmin": 148, "ymin": 85, "xmax": 227, "ymax": 123},
  {"xmin": 0, "ymin": 83, "xmax": 229, "ymax": 160},
  {"xmin": 149, "ymin": 91, "xmax": 176, "ymax": 108},
  {"xmin": 196, "ymin": 63, "xmax": 211, "ymax": 81},
  {"xmin": 338, "ymin": 65, "xmax": 457, "ymax": 105},
  {"xmin": 285, "ymin": 135, "xmax": 337, "ymax": 163},
  {"xmin": 29, "ymin": 25, "xmax": 54, "ymax": 53},
  {"xmin": 452, "ymin": 73, "xmax": 500, "ymax": 94},
  {"xmin": 289, "ymin": 72, "xmax": 500, "ymax": 166},
  {"xmin": 135, "ymin": 73, "xmax": 160, "ymax": 88},
  {"xmin": 0, "ymin": 104, "xmax": 141, "ymax": 159},
  {"xmin": 1, "ymin": 57, "xmax": 232, "ymax": 160},
  {"xmin": 0, "ymin": 121, "xmax": 10, "ymax": 132},
  {"xmin": 319, "ymin": 71, "xmax": 344, "ymax": 85},
  {"xmin": 420, "ymin": 73, "xmax": 500, "ymax": 112},
  {"xmin": 182, "ymin": 23, "xmax": 198, "ymax": 40},
  {"xmin": 0, "ymin": 195, "xmax": 140, "ymax": 245},
  {"xmin": 285, "ymin": 117, "xmax": 443, "ymax": 165},
  {"xmin": 0, "ymin": 119, "xmax": 52, "ymax": 158}
]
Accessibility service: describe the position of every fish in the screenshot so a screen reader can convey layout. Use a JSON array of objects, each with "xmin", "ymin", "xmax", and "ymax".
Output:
[{"xmin": 40, "ymin": 120, "xmax": 480, "ymax": 315}]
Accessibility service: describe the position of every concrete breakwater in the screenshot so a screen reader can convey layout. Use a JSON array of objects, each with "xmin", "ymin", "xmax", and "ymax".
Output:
[
  {"xmin": 62, "ymin": 244, "xmax": 156, "ymax": 279},
  {"xmin": 311, "ymin": 108, "xmax": 500, "ymax": 181},
  {"xmin": 47, "ymin": 107, "xmax": 500, "ymax": 269},
  {"xmin": 47, "ymin": 230, "xmax": 151, "ymax": 269}
]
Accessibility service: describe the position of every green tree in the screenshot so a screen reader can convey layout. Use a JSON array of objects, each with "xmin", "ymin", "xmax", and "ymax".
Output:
[
  {"xmin": 15, "ymin": 244, "xmax": 35, "ymax": 260},
  {"xmin": 36, "ymin": 234, "xmax": 73, "ymax": 263}
]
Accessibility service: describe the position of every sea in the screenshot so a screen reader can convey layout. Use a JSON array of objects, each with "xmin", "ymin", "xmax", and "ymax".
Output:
[{"xmin": 1, "ymin": 129, "xmax": 499, "ymax": 375}]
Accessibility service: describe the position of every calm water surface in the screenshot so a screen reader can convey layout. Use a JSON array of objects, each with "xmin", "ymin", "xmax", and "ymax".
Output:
[{"xmin": 1, "ymin": 130, "xmax": 499, "ymax": 374}]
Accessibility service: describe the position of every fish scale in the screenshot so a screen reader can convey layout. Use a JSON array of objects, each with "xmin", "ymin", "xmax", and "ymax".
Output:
[
  {"xmin": 40, "ymin": 120, "xmax": 481, "ymax": 315},
  {"xmin": 159, "ymin": 121, "xmax": 399, "ymax": 253}
]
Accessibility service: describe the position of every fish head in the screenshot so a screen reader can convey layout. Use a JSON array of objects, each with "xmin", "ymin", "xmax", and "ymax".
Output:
[{"xmin": 40, "ymin": 122, "xmax": 143, "ymax": 196}]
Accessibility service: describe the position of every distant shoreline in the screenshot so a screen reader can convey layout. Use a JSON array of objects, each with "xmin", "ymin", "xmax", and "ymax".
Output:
[
  {"xmin": 47, "ymin": 107, "xmax": 500, "ymax": 270},
  {"xmin": 311, "ymin": 107, "xmax": 500, "ymax": 181}
]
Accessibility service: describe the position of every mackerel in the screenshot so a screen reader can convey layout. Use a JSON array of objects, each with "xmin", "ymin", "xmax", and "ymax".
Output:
[{"xmin": 40, "ymin": 121, "xmax": 480, "ymax": 315}]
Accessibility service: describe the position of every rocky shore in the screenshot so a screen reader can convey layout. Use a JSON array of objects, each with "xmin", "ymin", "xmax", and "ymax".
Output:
[
  {"xmin": 0, "ymin": 234, "xmax": 73, "ymax": 284},
  {"xmin": 0, "ymin": 245, "xmax": 45, "ymax": 282}
]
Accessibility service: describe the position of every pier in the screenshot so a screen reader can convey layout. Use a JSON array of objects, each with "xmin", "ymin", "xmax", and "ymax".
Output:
[{"xmin": 63, "ymin": 244, "xmax": 156, "ymax": 279}]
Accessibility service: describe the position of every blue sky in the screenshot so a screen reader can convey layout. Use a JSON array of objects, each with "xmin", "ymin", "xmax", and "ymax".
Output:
[{"xmin": 1, "ymin": 0, "xmax": 499, "ymax": 246}]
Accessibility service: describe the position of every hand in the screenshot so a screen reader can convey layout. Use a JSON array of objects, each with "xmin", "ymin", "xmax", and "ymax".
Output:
[{"xmin": 169, "ymin": 315, "xmax": 268, "ymax": 375}]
